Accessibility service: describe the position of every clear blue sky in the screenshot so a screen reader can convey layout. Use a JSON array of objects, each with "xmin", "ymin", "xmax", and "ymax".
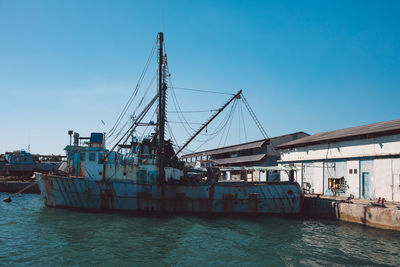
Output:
[{"xmin": 1, "ymin": 0, "xmax": 399, "ymax": 155}]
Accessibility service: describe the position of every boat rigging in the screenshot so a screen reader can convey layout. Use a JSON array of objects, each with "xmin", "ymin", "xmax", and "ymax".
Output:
[{"xmin": 34, "ymin": 32, "xmax": 304, "ymax": 215}]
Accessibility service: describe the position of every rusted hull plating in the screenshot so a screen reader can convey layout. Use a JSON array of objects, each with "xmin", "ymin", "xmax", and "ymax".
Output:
[{"xmin": 36, "ymin": 174, "xmax": 303, "ymax": 214}]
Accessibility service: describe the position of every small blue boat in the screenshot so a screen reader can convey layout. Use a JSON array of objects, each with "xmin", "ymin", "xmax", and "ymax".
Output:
[
  {"xmin": 36, "ymin": 33, "xmax": 303, "ymax": 214},
  {"xmin": 1, "ymin": 150, "xmax": 61, "ymax": 177}
]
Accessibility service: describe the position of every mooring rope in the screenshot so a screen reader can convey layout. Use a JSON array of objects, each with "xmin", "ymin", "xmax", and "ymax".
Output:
[{"xmin": 2, "ymin": 175, "xmax": 41, "ymax": 202}]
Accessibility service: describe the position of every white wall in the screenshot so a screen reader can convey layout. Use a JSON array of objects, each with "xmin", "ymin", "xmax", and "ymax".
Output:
[
  {"xmin": 280, "ymin": 134, "xmax": 400, "ymax": 162},
  {"xmin": 374, "ymin": 158, "xmax": 400, "ymax": 202},
  {"xmin": 299, "ymin": 162, "xmax": 324, "ymax": 194},
  {"xmin": 313, "ymin": 162, "xmax": 324, "ymax": 194},
  {"xmin": 346, "ymin": 160, "xmax": 360, "ymax": 198},
  {"xmin": 280, "ymin": 134, "xmax": 400, "ymax": 201},
  {"xmin": 393, "ymin": 159, "xmax": 400, "ymax": 202}
]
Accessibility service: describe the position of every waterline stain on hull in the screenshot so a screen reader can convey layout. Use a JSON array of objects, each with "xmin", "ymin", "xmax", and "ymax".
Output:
[{"xmin": 37, "ymin": 174, "xmax": 303, "ymax": 214}]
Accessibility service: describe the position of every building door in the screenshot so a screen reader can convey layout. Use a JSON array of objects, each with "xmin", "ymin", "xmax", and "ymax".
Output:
[
  {"xmin": 362, "ymin": 172, "xmax": 371, "ymax": 199},
  {"xmin": 360, "ymin": 160, "xmax": 374, "ymax": 200}
]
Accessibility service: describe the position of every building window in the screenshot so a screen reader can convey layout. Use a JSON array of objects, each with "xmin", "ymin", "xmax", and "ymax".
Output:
[
  {"xmin": 89, "ymin": 153, "xmax": 96, "ymax": 161},
  {"xmin": 328, "ymin": 177, "xmax": 346, "ymax": 192},
  {"xmin": 80, "ymin": 153, "xmax": 86, "ymax": 161},
  {"xmin": 349, "ymin": 169, "xmax": 353, "ymax": 174},
  {"xmin": 354, "ymin": 169, "xmax": 358, "ymax": 174}
]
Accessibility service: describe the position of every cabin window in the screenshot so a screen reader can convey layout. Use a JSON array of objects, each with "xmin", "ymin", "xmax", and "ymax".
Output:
[
  {"xmin": 354, "ymin": 169, "xmax": 358, "ymax": 174},
  {"xmin": 89, "ymin": 152, "xmax": 96, "ymax": 161},
  {"xmin": 349, "ymin": 169, "xmax": 353, "ymax": 174},
  {"xmin": 98, "ymin": 153, "xmax": 104, "ymax": 164},
  {"xmin": 80, "ymin": 153, "xmax": 86, "ymax": 161}
]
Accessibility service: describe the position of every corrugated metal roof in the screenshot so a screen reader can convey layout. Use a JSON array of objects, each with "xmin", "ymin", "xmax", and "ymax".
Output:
[
  {"xmin": 183, "ymin": 140, "xmax": 267, "ymax": 158},
  {"xmin": 181, "ymin": 132, "xmax": 309, "ymax": 158},
  {"xmin": 211, "ymin": 140, "xmax": 266, "ymax": 155},
  {"xmin": 277, "ymin": 119, "xmax": 400, "ymax": 149},
  {"xmin": 212, "ymin": 154, "xmax": 266, "ymax": 165},
  {"xmin": 245, "ymin": 165, "xmax": 297, "ymax": 171}
]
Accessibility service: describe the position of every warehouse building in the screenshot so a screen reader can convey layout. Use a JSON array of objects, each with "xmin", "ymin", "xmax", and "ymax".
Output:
[
  {"xmin": 181, "ymin": 132, "xmax": 308, "ymax": 181},
  {"xmin": 182, "ymin": 132, "xmax": 308, "ymax": 167},
  {"xmin": 277, "ymin": 119, "xmax": 400, "ymax": 202}
]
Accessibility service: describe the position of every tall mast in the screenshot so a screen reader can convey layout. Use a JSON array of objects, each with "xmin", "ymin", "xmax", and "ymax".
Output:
[{"xmin": 157, "ymin": 32, "xmax": 166, "ymax": 184}]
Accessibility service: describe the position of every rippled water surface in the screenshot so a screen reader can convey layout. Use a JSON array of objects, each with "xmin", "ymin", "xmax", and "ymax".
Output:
[{"xmin": 1, "ymin": 193, "xmax": 399, "ymax": 266}]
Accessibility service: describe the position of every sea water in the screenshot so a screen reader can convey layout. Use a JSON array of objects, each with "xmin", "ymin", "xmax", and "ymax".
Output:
[{"xmin": 0, "ymin": 193, "xmax": 399, "ymax": 266}]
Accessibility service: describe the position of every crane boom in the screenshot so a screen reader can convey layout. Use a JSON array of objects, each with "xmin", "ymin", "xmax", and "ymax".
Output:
[{"xmin": 172, "ymin": 90, "xmax": 242, "ymax": 159}]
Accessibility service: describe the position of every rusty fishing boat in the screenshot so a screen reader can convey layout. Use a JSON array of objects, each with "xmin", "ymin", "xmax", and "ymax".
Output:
[{"xmin": 36, "ymin": 32, "xmax": 303, "ymax": 214}]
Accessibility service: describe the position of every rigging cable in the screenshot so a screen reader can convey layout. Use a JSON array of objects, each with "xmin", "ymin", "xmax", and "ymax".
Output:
[
  {"xmin": 191, "ymin": 98, "xmax": 237, "ymax": 152},
  {"xmin": 191, "ymin": 97, "xmax": 237, "ymax": 144},
  {"xmin": 239, "ymin": 99, "xmax": 248, "ymax": 142},
  {"xmin": 217, "ymin": 100, "xmax": 237, "ymax": 148},
  {"xmin": 107, "ymin": 70, "xmax": 157, "ymax": 146},
  {"xmin": 171, "ymin": 87, "xmax": 234, "ymax": 95},
  {"xmin": 169, "ymin": 109, "xmax": 219, "ymax": 113},
  {"xmin": 223, "ymin": 99, "xmax": 238, "ymax": 147},
  {"xmin": 108, "ymin": 38, "xmax": 157, "ymax": 137},
  {"xmin": 166, "ymin": 61, "xmax": 231, "ymax": 139},
  {"xmin": 168, "ymin": 79, "xmax": 197, "ymax": 134},
  {"xmin": 132, "ymin": 70, "xmax": 158, "ymax": 117},
  {"xmin": 162, "ymin": 45, "xmax": 240, "ymax": 153},
  {"xmin": 240, "ymin": 93, "xmax": 275, "ymax": 151},
  {"xmin": 166, "ymin": 121, "xmax": 180, "ymax": 152},
  {"xmin": 140, "ymin": 108, "xmax": 158, "ymax": 140},
  {"xmin": 238, "ymin": 98, "xmax": 242, "ymax": 143},
  {"xmin": 184, "ymin": 96, "xmax": 238, "ymax": 145}
]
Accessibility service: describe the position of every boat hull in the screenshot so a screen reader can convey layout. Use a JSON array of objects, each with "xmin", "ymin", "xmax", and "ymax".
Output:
[{"xmin": 36, "ymin": 173, "xmax": 303, "ymax": 214}]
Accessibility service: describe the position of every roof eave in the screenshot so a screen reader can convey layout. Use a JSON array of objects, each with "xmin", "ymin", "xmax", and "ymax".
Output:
[{"xmin": 277, "ymin": 129, "xmax": 400, "ymax": 150}]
